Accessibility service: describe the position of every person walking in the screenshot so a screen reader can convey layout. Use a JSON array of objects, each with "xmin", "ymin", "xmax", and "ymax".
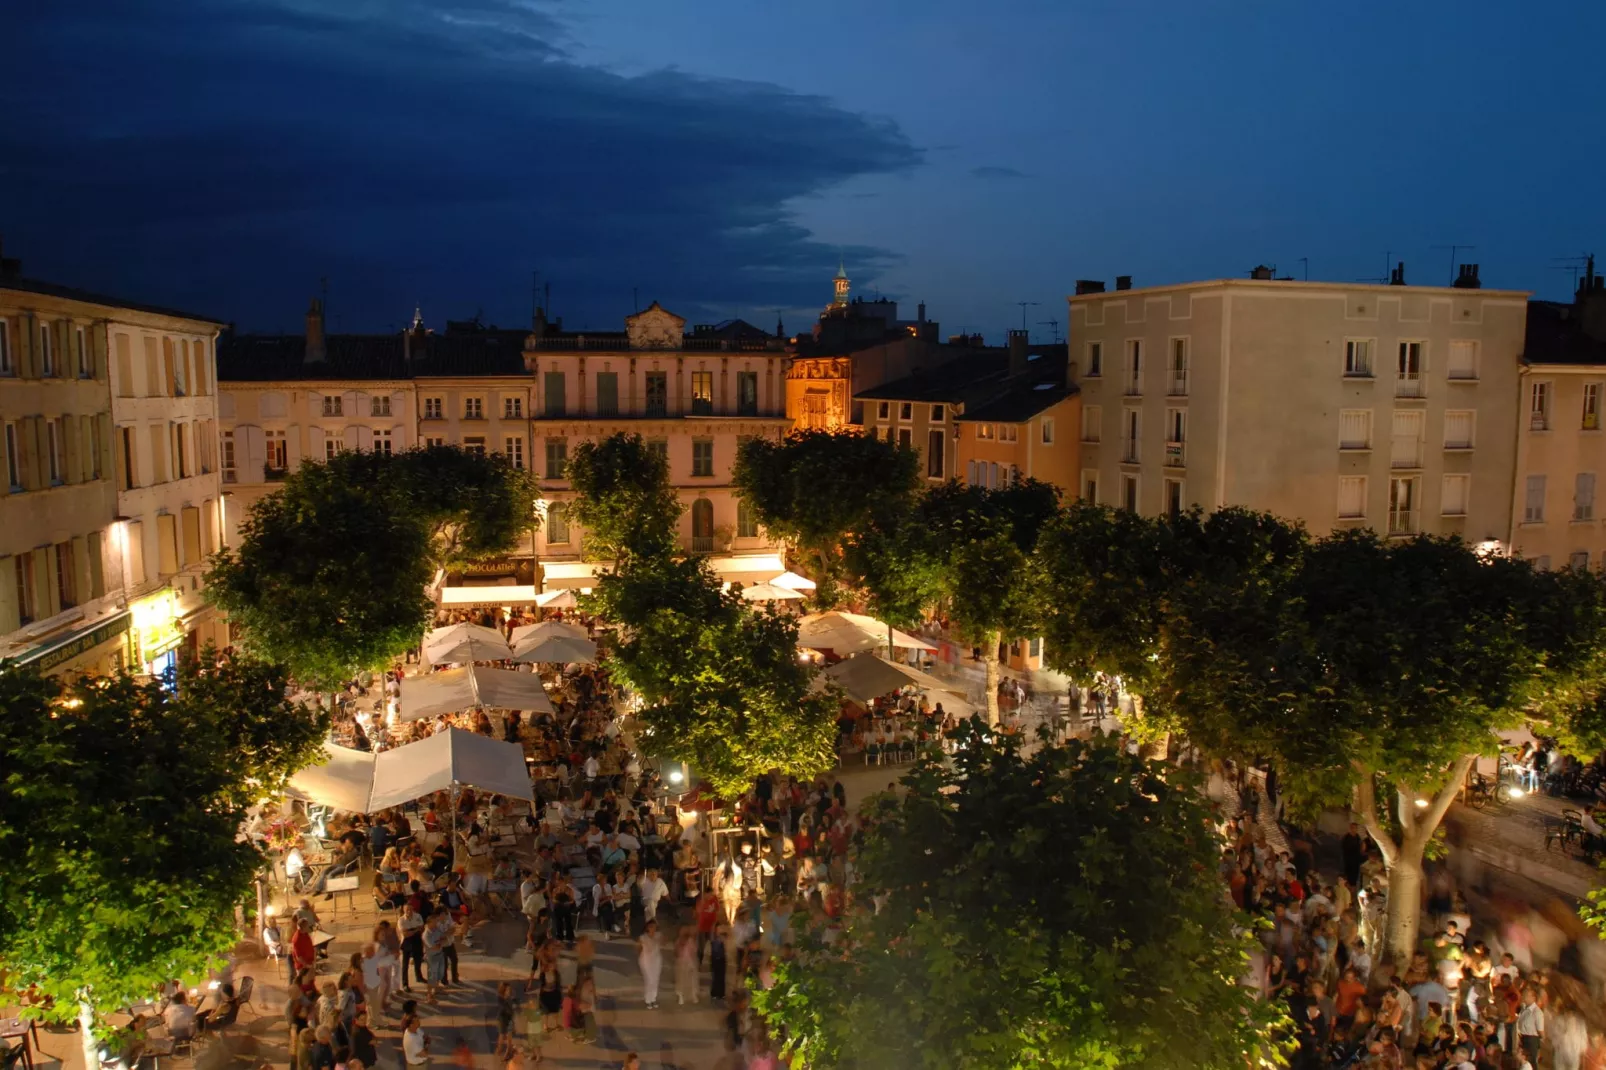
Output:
[
  {"xmin": 1517, "ymin": 987, "xmax": 1546, "ymax": 1068},
  {"xmin": 399, "ymin": 905, "xmax": 426, "ymax": 991},
  {"xmin": 422, "ymin": 913, "xmax": 450, "ymax": 1005},
  {"xmin": 708, "ymin": 923, "xmax": 728, "ymax": 1005},
  {"xmin": 638, "ymin": 919, "xmax": 663, "ymax": 1009},
  {"xmin": 402, "ymin": 1015, "xmax": 430, "ymax": 1070},
  {"xmin": 674, "ymin": 927, "xmax": 699, "ymax": 1006}
]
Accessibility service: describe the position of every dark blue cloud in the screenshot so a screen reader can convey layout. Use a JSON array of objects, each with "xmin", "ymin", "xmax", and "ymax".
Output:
[{"xmin": 0, "ymin": 0, "xmax": 920, "ymax": 331}]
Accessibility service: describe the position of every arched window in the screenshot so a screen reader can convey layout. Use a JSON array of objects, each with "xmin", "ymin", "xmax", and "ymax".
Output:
[{"xmin": 691, "ymin": 498, "xmax": 714, "ymax": 552}]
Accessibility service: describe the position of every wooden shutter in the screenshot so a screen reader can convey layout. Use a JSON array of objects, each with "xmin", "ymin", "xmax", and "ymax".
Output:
[
  {"xmin": 92, "ymin": 323, "xmax": 107, "ymax": 380},
  {"xmin": 355, "ymin": 426, "xmax": 374, "ymax": 451},
  {"xmin": 342, "ymin": 425, "xmax": 360, "ymax": 451},
  {"xmin": 181, "ymin": 506, "xmax": 202, "ymax": 567},
  {"xmin": 285, "ymin": 423, "xmax": 302, "ymax": 469},
  {"xmin": 87, "ymin": 530, "xmax": 106, "ymax": 599},
  {"xmin": 125, "ymin": 520, "xmax": 146, "ymax": 586},
  {"xmin": 16, "ymin": 313, "xmax": 35, "ymax": 378},
  {"xmin": 308, "ymin": 425, "xmax": 325, "ymax": 460},
  {"xmin": 239, "ymin": 425, "xmax": 266, "ymax": 482},
  {"xmin": 157, "ymin": 514, "xmax": 179, "ymax": 576},
  {"xmin": 0, "ymin": 555, "xmax": 18, "ymax": 632},
  {"xmin": 393, "ymin": 423, "xmax": 408, "ymax": 450},
  {"xmin": 201, "ymin": 500, "xmax": 217, "ymax": 555}
]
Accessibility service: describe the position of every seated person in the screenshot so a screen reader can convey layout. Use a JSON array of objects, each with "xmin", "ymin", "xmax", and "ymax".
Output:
[{"xmin": 163, "ymin": 991, "xmax": 198, "ymax": 1039}]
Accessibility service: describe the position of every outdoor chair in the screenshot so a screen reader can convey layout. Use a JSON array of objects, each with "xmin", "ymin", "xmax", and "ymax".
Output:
[
  {"xmin": 863, "ymin": 743, "xmax": 881, "ymax": 766},
  {"xmin": 170, "ymin": 1010, "xmax": 211, "ymax": 1060},
  {"xmin": 234, "ymin": 978, "xmax": 257, "ymax": 1019},
  {"xmin": 899, "ymin": 740, "xmax": 917, "ymax": 763}
]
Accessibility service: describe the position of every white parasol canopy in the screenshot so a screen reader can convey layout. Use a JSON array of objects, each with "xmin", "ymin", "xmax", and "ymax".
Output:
[
  {"xmin": 739, "ymin": 582, "xmax": 805, "ymax": 602},
  {"xmin": 535, "ymin": 589, "xmax": 578, "ymax": 609},
  {"xmin": 399, "ymin": 665, "xmax": 554, "ymax": 721},
  {"xmin": 511, "ymin": 621, "xmax": 597, "ymax": 664},
  {"xmin": 423, "ymin": 622, "xmax": 514, "ymax": 665},
  {"xmin": 770, "ymin": 570, "xmax": 817, "ymax": 591},
  {"xmin": 820, "ymin": 652, "xmax": 967, "ymax": 704},
  {"xmin": 796, "ymin": 611, "xmax": 937, "ymax": 654},
  {"xmin": 287, "ymin": 730, "xmax": 533, "ymax": 813}
]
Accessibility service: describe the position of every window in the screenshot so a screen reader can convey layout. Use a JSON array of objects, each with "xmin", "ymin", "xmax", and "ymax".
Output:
[
  {"xmin": 691, "ymin": 439, "xmax": 713, "ymax": 477},
  {"xmin": 375, "ymin": 429, "xmax": 393, "ymax": 456},
  {"xmin": 976, "ymin": 423, "xmax": 995, "ymax": 441},
  {"xmin": 1125, "ymin": 340, "xmax": 1142, "ymax": 395},
  {"xmin": 424, "ymin": 436, "xmax": 444, "ymax": 447},
  {"xmin": 691, "ymin": 371, "xmax": 714, "ymax": 415},
  {"xmin": 1447, "ymin": 340, "xmax": 1477, "ymax": 380},
  {"xmin": 737, "ymin": 498, "xmax": 759, "ymax": 539},
  {"xmin": 462, "ymin": 436, "xmax": 486, "ymax": 457},
  {"xmin": 1524, "ymin": 474, "xmax": 1547, "ymax": 523},
  {"xmin": 645, "ymin": 372, "xmax": 668, "ymax": 417},
  {"xmin": 926, "ymin": 428, "xmax": 944, "ymax": 477},
  {"xmin": 499, "ymin": 395, "xmax": 520, "ymax": 419},
  {"xmin": 1533, "ymin": 555, "xmax": 1553, "ymax": 571},
  {"xmin": 545, "ymin": 503, "xmax": 570, "ymax": 545},
  {"xmin": 120, "ymin": 426, "xmax": 135, "ymax": 489},
  {"xmin": 1164, "ymin": 478, "xmax": 1183, "ymax": 518},
  {"xmin": 1338, "ymin": 409, "xmax": 1372, "ymax": 450},
  {"xmin": 899, "ymin": 402, "xmax": 913, "ymax": 422},
  {"xmin": 1396, "ymin": 341, "xmax": 1423, "ymax": 396},
  {"xmin": 46, "ymin": 420, "xmax": 62, "ymax": 485},
  {"xmin": 647, "ymin": 438, "xmax": 669, "ymax": 466},
  {"xmin": 595, "ymin": 373, "xmax": 618, "ymax": 417},
  {"xmin": 1338, "ymin": 476, "xmax": 1367, "ymax": 519},
  {"xmin": 1585, "ymin": 384, "xmax": 1601, "ymax": 431},
  {"xmin": 89, "ymin": 416, "xmax": 103, "ymax": 480},
  {"xmin": 1571, "ymin": 551, "xmax": 1591, "ymax": 572},
  {"xmin": 544, "ymin": 372, "xmax": 566, "ymax": 417},
  {"xmin": 15, "ymin": 553, "xmax": 36, "ymax": 625},
  {"xmin": 1086, "ymin": 341, "xmax": 1102, "ymax": 377},
  {"xmin": 464, "ymin": 397, "xmax": 484, "ymax": 420},
  {"xmin": 1168, "ymin": 338, "xmax": 1188, "ymax": 395},
  {"xmin": 325, "ymin": 438, "xmax": 338, "ymax": 461},
  {"xmin": 898, "ymin": 427, "xmax": 912, "ymax": 449},
  {"xmin": 172, "ymin": 343, "xmax": 187, "ymax": 396},
  {"xmin": 931, "ymin": 404, "xmax": 945, "ymax": 421},
  {"xmin": 1442, "ymin": 474, "xmax": 1470, "ymax": 516},
  {"xmin": 1163, "ymin": 409, "xmax": 1185, "ymax": 466},
  {"xmin": 371, "ymin": 395, "xmax": 392, "ymax": 417},
  {"xmin": 75, "ymin": 326, "xmax": 89, "ymax": 378},
  {"xmin": 55, "ymin": 542, "xmax": 76, "ymax": 610},
  {"xmin": 878, "ymin": 402, "xmax": 890, "ymax": 420},
  {"xmin": 322, "ymin": 394, "xmax": 343, "ymax": 417},
  {"xmin": 1388, "ymin": 476, "xmax": 1419, "ymax": 534},
  {"xmin": 998, "ymin": 425, "xmax": 1018, "ymax": 443},
  {"xmin": 1390, "ymin": 409, "xmax": 1423, "ymax": 468},
  {"xmin": 1121, "ymin": 474, "xmax": 1138, "ymax": 512},
  {"xmin": 265, "ymin": 429, "xmax": 287, "ymax": 474},
  {"xmin": 1081, "ymin": 405, "xmax": 1101, "ymax": 443},
  {"xmin": 0, "ymin": 318, "xmax": 10, "ymax": 375},
  {"xmin": 1082, "ymin": 472, "xmax": 1099, "ymax": 504},
  {"xmin": 545, "ymin": 438, "xmax": 568, "ymax": 478},
  {"xmin": 504, "ymin": 436, "xmax": 523, "ymax": 469},
  {"xmin": 737, "ymin": 372, "xmax": 759, "ymax": 416},
  {"xmin": 5, "ymin": 423, "xmax": 21, "ymax": 491},
  {"xmin": 691, "ymin": 499, "xmax": 714, "ymax": 552},
  {"xmin": 1041, "ymin": 417, "xmax": 1055, "ymax": 445},
  {"xmin": 1531, "ymin": 382, "xmax": 1552, "ymax": 431},
  {"xmin": 221, "ymin": 431, "xmax": 235, "ymax": 483},
  {"xmin": 1122, "ymin": 409, "xmax": 1140, "ymax": 464},
  {"xmin": 1443, "ymin": 410, "xmax": 1474, "ymax": 450},
  {"xmin": 173, "ymin": 422, "xmax": 188, "ymax": 479},
  {"xmin": 423, "ymin": 397, "xmax": 443, "ymax": 419},
  {"xmin": 38, "ymin": 322, "xmax": 54, "ymax": 376},
  {"xmin": 1576, "ymin": 473, "xmax": 1596, "ymax": 521}
]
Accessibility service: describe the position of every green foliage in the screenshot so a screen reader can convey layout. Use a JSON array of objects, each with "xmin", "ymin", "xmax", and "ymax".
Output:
[
  {"xmin": 564, "ymin": 434, "xmax": 682, "ymax": 563},
  {"xmin": 0, "ymin": 654, "xmax": 328, "ymax": 1037},
  {"xmin": 755, "ymin": 725, "xmax": 1291, "ymax": 1069},
  {"xmin": 206, "ymin": 445, "xmax": 535, "ymax": 687},
  {"xmin": 734, "ymin": 430, "xmax": 922, "ymax": 605}
]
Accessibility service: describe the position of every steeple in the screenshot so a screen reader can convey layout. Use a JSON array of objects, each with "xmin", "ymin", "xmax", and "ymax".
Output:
[
  {"xmin": 832, "ymin": 258, "xmax": 850, "ymax": 307},
  {"xmin": 775, "ymin": 312, "xmax": 785, "ymax": 339}
]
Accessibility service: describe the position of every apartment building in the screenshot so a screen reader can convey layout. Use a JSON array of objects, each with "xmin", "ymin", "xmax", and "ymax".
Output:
[
  {"xmin": 1509, "ymin": 266, "xmax": 1606, "ymax": 570},
  {"xmin": 0, "ymin": 265, "xmax": 223, "ymax": 676},
  {"xmin": 1069, "ymin": 267, "xmax": 1527, "ymax": 544}
]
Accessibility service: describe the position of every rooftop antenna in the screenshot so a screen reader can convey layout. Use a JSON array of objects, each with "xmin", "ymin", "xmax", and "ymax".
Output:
[
  {"xmin": 1552, "ymin": 254, "xmax": 1591, "ymax": 293},
  {"xmin": 1015, "ymin": 301, "xmax": 1040, "ymax": 331},
  {"xmin": 1357, "ymin": 250, "xmax": 1392, "ymax": 284},
  {"xmin": 1432, "ymin": 245, "xmax": 1476, "ymax": 286},
  {"xmin": 1297, "ymin": 257, "xmax": 1309, "ymax": 282},
  {"xmin": 1038, "ymin": 319, "xmax": 1062, "ymax": 344},
  {"xmin": 531, "ymin": 270, "xmax": 540, "ymax": 319}
]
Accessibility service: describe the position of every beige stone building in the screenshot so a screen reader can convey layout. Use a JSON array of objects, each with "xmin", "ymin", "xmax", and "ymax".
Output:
[
  {"xmin": 1069, "ymin": 267, "xmax": 1527, "ymax": 545},
  {"xmin": 0, "ymin": 267, "xmax": 224, "ymax": 676},
  {"xmin": 1509, "ymin": 269, "xmax": 1606, "ymax": 570}
]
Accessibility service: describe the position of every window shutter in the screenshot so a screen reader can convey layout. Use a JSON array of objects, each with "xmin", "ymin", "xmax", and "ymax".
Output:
[
  {"xmin": 25, "ymin": 417, "xmax": 46, "ymax": 489},
  {"xmin": 309, "ymin": 426, "xmax": 325, "ymax": 459},
  {"xmin": 355, "ymin": 426, "xmax": 374, "ymax": 451},
  {"xmin": 392, "ymin": 423, "xmax": 408, "ymax": 449},
  {"xmin": 285, "ymin": 423, "xmax": 302, "ymax": 468},
  {"xmin": 126, "ymin": 520, "xmax": 146, "ymax": 586},
  {"xmin": 240, "ymin": 424, "xmax": 266, "ymax": 480},
  {"xmin": 17, "ymin": 314, "xmax": 35, "ymax": 378},
  {"xmin": 202, "ymin": 499, "xmax": 217, "ymax": 555},
  {"xmin": 97, "ymin": 414, "xmax": 113, "ymax": 479},
  {"xmin": 343, "ymin": 390, "xmax": 360, "ymax": 416},
  {"xmin": 60, "ymin": 417, "xmax": 78, "ymax": 484},
  {"xmin": 181, "ymin": 506, "xmax": 202, "ymax": 567},
  {"xmin": 0, "ymin": 556, "xmax": 18, "ymax": 632},
  {"xmin": 71, "ymin": 535, "xmax": 92, "ymax": 603},
  {"xmin": 157, "ymin": 514, "xmax": 180, "ymax": 576},
  {"xmin": 342, "ymin": 425, "xmax": 360, "ymax": 451}
]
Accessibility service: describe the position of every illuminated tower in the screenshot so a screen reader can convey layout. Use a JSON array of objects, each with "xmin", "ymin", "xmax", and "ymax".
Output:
[{"xmin": 832, "ymin": 259, "xmax": 850, "ymax": 307}]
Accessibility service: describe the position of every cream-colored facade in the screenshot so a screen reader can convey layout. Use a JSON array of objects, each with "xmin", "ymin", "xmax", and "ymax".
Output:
[
  {"xmin": 0, "ymin": 279, "xmax": 223, "ymax": 676},
  {"xmin": 1070, "ymin": 277, "xmax": 1528, "ymax": 543},
  {"xmin": 1509, "ymin": 364, "xmax": 1606, "ymax": 570}
]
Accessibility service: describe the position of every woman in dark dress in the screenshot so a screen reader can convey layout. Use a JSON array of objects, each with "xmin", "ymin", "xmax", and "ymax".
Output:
[
  {"xmin": 708, "ymin": 924, "xmax": 727, "ymax": 1004},
  {"xmin": 537, "ymin": 961, "xmax": 564, "ymax": 1033}
]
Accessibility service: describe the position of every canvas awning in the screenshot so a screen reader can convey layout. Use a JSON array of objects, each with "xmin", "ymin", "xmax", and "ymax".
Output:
[
  {"xmin": 439, "ymin": 584, "xmax": 542, "ymax": 607},
  {"xmin": 399, "ymin": 665, "xmax": 554, "ymax": 721},
  {"xmin": 511, "ymin": 621, "xmax": 597, "ymax": 664},
  {"xmin": 796, "ymin": 611, "xmax": 937, "ymax": 654},
  {"xmin": 770, "ymin": 570, "xmax": 817, "ymax": 591},
  {"xmin": 423, "ymin": 622, "xmax": 514, "ymax": 665},
  {"xmin": 708, "ymin": 553, "xmax": 785, "ymax": 580},
  {"xmin": 287, "ymin": 731, "xmax": 533, "ymax": 813},
  {"xmin": 820, "ymin": 652, "xmax": 968, "ymax": 704},
  {"xmin": 287, "ymin": 743, "xmax": 377, "ymax": 814},
  {"xmin": 739, "ymin": 582, "xmax": 804, "ymax": 602},
  {"xmin": 535, "ymin": 590, "xmax": 578, "ymax": 609}
]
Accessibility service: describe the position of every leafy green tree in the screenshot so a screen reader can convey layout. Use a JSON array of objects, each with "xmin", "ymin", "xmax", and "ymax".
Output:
[
  {"xmin": 755, "ymin": 723, "xmax": 1290, "ymax": 1069},
  {"xmin": 734, "ymin": 430, "xmax": 921, "ymax": 606},
  {"xmin": 207, "ymin": 446, "xmax": 535, "ymax": 687},
  {"xmin": 563, "ymin": 433, "xmax": 682, "ymax": 562},
  {"xmin": 0, "ymin": 654, "xmax": 328, "ymax": 1070}
]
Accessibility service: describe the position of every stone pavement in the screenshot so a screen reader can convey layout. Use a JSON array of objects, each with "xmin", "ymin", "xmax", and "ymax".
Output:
[{"xmin": 1444, "ymin": 789, "xmax": 1602, "ymax": 900}]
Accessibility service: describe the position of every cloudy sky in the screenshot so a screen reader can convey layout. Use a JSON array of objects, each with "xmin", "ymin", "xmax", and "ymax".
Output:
[{"xmin": 5, "ymin": 1, "xmax": 1605, "ymax": 339}]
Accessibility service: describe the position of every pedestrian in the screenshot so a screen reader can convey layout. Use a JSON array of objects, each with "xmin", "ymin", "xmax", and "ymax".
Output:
[
  {"xmin": 1517, "ymin": 987, "xmax": 1546, "ymax": 1068},
  {"xmin": 402, "ymin": 1015, "xmax": 430, "ymax": 1070},
  {"xmin": 399, "ymin": 903, "xmax": 427, "ymax": 990},
  {"xmin": 536, "ymin": 960, "xmax": 563, "ymax": 1033},
  {"xmin": 638, "ymin": 919, "xmax": 663, "ymax": 1009},
  {"xmin": 423, "ymin": 913, "xmax": 450, "ymax": 1005},
  {"xmin": 675, "ymin": 927, "xmax": 699, "ymax": 1006},
  {"xmin": 709, "ymin": 923, "xmax": 728, "ymax": 1005},
  {"xmin": 494, "ymin": 982, "xmax": 516, "ymax": 1060},
  {"xmin": 695, "ymin": 889, "xmax": 720, "ymax": 965}
]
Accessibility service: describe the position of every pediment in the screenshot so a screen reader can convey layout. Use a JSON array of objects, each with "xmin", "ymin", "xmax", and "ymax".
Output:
[{"xmin": 626, "ymin": 302, "xmax": 686, "ymax": 350}]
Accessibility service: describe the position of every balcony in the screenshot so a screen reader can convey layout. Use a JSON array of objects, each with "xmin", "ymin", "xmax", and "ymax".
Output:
[
  {"xmin": 263, "ymin": 466, "xmax": 288, "ymax": 482},
  {"xmin": 1164, "ymin": 441, "xmax": 1185, "ymax": 467},
  {"xmin": 1121, "ymin": 442, "xmax": 1140, "ymax": 464},
  {"xmin": 1123, "ymin": 380, "xmax": 1142, "ymax": 397},
  {"xmin": 691, "ymin": 536, "xmax": 714, "ymax": 553},
  {"xmin": 1387, "ymin": 511, "xmax": 1418, "ymax": 536},
  {"xmin": 222, "ymin": 469, "xmax": 237, "ymax": 484},
  {"xmin": 1395, "ymin": 376, "xmax": 1424, "ymax": 399},
  {"xmin": 1166, "ymin": 373, "xmax": 1189, "ymax": 397},
  {"xmin": 1531, "ymin": 411, "xmax": 1551, "ymax": 432},
  {"xmin": 1391, "ymin": 454, "xmax": 1423, "ymax": 470}
]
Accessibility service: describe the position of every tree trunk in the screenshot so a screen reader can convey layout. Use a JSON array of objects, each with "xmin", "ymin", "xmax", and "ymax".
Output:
[
  {"xmin": 983, "ymin": 630, "xmax": 1001, "ymax": 727},
  {"xmin": 79, "ymin": 999, "xmax": 100, "ymax": 1070},
  {"xmin": 1383, "ymin": 850, "xmax": 1426, "ymax": 964}
]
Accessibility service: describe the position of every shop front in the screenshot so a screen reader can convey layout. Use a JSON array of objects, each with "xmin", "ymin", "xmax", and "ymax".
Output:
[
  {"xmin": 12, "ymin": 608, "xmax": 132, "ymax": 677},
  {"xmin": 130, "ymin": 588, "xmax": 188, "ymax": 677}
]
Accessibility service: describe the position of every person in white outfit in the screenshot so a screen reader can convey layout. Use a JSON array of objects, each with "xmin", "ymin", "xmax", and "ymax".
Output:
[
  {"xmin": 638, "ymin": 919, "xmax": 663, "ymax": 1009},
  {"xmin": 640, "ymin": 868, "xmax": 669, "ymax": 922}
]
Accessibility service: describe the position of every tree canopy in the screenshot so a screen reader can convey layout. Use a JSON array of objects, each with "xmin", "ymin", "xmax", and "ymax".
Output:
[
  {"xmin": 755, "ymin": 724, "xmax": 1289, "ymax": 1069},
  {"xmin": 564, "ymin": 433, "xmax": 682, "ymax": 562},
  {"xmin": 0, "ymin": 654, "xmax": 328, "ymax": 1061},
  {"xmin": 206, "ymin": 445, "xmax": 536, "ymax": 686}
]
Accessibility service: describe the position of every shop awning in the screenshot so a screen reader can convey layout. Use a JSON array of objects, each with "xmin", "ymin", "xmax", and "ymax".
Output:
[
  {"xmin": 288, "ymin": 730, "xmax": 533, "ymax": 813},
  {"xmin": 511, "ymin": 621, "xmax": 596, "ymax": 664},
  {"xmin": 399, "ymin": 665, "xmax": 555, "ymax": 721},
  {"xmin": 707, "ymin": 553, "xmax": 786, "ymax": 579},
  {"xmin": 439, "ymin": 585, "xmax": 542, "ymax": 607}
]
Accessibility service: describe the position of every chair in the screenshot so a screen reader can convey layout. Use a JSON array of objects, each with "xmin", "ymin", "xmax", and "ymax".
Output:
[
  {"xmin": 235, "ymin": 977, "xmax": 258, "ymax": 1019},
  {"xmin": 863, "ymin": 743, "xmax": 881, "ymax": 766},
  {"xmin": 170, "ymin": 1011, "xmax": 211, "ymax": 1060}
]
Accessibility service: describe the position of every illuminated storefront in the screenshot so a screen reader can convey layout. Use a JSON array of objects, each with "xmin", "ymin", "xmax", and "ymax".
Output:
[{"xmin": 130, "ymin": 589, "xmax": 186, "ymax": 676}]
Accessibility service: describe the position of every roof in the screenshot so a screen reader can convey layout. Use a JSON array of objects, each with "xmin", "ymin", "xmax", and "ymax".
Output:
[
  {"xmin": 1068, "ymin": 277, "xmax": 1530, "ymax": 302},
  {"xmin": 855, "ymin": 352, "xmax": 1005, "ymax": 402},
  {"xmin": 1, "ymin": 275, "xmax": 225, "ymax": 326},
  {"xmin": 218, "ymin": 328, "xmax": 530, "ymax": 382},
  {"xmin": 1524, "ymin": 299, "xmax": 1606, "ymax": 367},
  {"xmin": 959, "ymin": 380, "xmax": 1078, "ymax": 423},
  {"xmin": 856, "ymin": 343, "xmax": 1075, "ymax": 423}
]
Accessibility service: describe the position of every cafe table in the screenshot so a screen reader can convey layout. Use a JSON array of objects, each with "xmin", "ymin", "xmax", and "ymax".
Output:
[{"xmin": 0, "ymin": 1018, "xmax": 38, "ymax": 1070}]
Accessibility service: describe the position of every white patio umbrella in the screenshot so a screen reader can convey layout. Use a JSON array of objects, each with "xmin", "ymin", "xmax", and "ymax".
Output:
[
  {"xmin": 821, "ymin": 652, "xmax": 966, "ymax": 704},
  {"xmin": 796, "ymin": 611, "xmax": 937, "ymax": 655},
  {"xmin": 740, "ymin": 582, "xmax": 804, "ymax": 602},
  {"xmin": 511, "ymin": 621, "xmax": 597, "ymax": 664},
  {"xmin": 286, "ymin": 730, "xmax": 534, "ymax": 814},
  {"xmin": 423, "ymin": 622, "xmax": 513, "ymax": 665},
  {"xmin": 399, "ymin": 665, "xmax": 555, "ymax": 721},
  {"xmin": 770, "ymin": 570, "xmax": 818, "ymax": 591}
]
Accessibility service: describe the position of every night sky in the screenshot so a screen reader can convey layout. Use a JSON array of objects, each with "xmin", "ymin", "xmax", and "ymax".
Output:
[{"xmin": 5, "ymin": 1, "xmax": 1605, "ymax": 340}]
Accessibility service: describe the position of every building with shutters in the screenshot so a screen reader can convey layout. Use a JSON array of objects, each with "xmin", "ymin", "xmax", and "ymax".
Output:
[
  {"xmin": 0, "ymin": 260, "xmax": 225, "ymax": 677},
  {"xmin": 1068, "ymin": 267, "xmax": 1527, "ymax": 544}
]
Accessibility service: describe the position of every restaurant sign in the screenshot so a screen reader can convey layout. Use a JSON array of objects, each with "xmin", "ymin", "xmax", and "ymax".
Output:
[{"xmin": 17, "ymin": 610, "xmax": 132, "ymax": 673}]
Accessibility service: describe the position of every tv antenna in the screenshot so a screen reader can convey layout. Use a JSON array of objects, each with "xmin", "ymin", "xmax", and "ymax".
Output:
[
  {"xmin": 1552, "ymin": 254, "xmax": 1592, "ymax": 293},
  {"xmin": 1038, "ymin": 319, "xmax": 1062, "ymax": 343},
  {"xmin": 1432, "ymin": 245, "xmax": 1476, "ymax": 285},
  {"xmin": 1015, "ymin": 301, "xmax": 1040, "ymax": 331},
  {"xmin": 1297, "ymin": 257, "xmax": 1309, "ymax": 281},
  {"xmin": 1357, "ymin": 250, "xmax": 1393, "ymax": 284}
]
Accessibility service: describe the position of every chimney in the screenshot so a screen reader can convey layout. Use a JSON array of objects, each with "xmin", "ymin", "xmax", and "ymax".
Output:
[
  {"xmin": 1074, "ymin": 280, "xmax": 1106, "ymax": 296},
  {"xmin": 1578, "ymin": 255, "xmax": 1606, "ymax": 344},
  {"xmin": 1389, "ymin": 262, "xmax": 1406, "ymax": 286},
  {"xmin": 304, "ymin": 298, "xmax": 326, "ymax": 364},
  {"xmin": 1115, "ymin": 275, "xmax": 1133, "ymax": 291},
  {"xmin": 1249, "ymin": 264, "xmax": 1274, "ymax": 281},
  {"xmin": 1067, "ymin": 359, "xmax": 1079, "ymax": 388},
  {"xmin": 1008, "ymin": 329, "xmax": 1029, "ymax": 377},
  {"xmin": 917, "ymin": 302, "xmax": 926, "ymax": 323},
  {"xmin": 1452, "ymin": 263, "xmax": 1482, "ymax": 289},
  {"xmin": 0, "ymin": 236, "xmax": 18, "ymax": 279}
]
